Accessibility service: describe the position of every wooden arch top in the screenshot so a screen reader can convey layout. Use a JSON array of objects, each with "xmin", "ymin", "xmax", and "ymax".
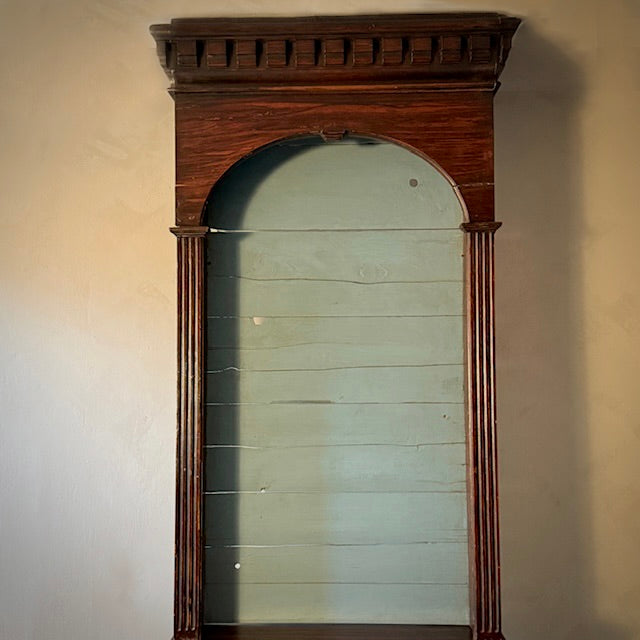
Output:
[{"xmin": 150, "ymin": 13, "xmax": 520, "ymax": 228}]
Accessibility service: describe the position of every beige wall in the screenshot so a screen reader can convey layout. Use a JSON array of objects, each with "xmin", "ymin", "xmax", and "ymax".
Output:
[{"xmin": 1, "ymin": 1, "xmax": 638, "ymax": 639}]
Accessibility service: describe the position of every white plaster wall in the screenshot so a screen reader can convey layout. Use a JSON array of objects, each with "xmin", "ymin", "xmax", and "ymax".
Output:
[{"xmin": 0, "ymin": 1, "xmax": 638, "ymax": 639}]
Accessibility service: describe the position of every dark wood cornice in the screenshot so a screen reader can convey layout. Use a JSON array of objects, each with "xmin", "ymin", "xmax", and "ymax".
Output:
[{"xmin": 150, "ymin": 13, "xmax": 520, "ymax": 93}]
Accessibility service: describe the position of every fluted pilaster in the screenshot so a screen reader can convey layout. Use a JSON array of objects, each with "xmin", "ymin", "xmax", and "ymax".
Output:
[
  {"xmin": 461, "ymin": 221, "xmax": 503, "ymax": 640},
  {"xmin": 171, "ymin": 225, "xmax": 208, "ymax": 640}
]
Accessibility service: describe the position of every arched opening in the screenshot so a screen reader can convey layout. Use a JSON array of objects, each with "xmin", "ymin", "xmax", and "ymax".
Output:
[{"xmin": 203, "ymin": 135, "xmax": 469, "ymax": 626}]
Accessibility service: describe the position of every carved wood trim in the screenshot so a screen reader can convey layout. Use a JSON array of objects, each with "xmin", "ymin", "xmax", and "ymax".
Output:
[
  {"xmin": 463, "ymin": 225, "xmax": 503, "ymax": 640},
  {"xmin": 151, "ymin": 13, "xmax": 519, "ymax": 93},
  {"xmin": 152, "ymin": 13, "xmax": 521, "ymax": 640},
  {"xmin": 171, "ymin": 228, "xmax": 207, "ymax": 640}
]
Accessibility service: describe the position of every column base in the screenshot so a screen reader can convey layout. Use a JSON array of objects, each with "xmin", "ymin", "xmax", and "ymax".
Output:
[{"xmin": 477, "ymin": 632, "xmax": 505, "ymax": 640}]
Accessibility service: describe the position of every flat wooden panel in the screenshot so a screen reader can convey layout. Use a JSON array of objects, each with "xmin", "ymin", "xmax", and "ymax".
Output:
[
  {"xmin": 203, "ymin": 624, "xmax": 472, "ymax": 640},
  {"xmin": 175, "ymin": 92, "xmax": 494, "ymax": 227},
  {"xmin": 205, "ymin": 443, "xmax": 465, "ymax": 493},
  {"xmin": 205, "ymin": 403, "xmax": 464, "ymax": 447},
  {"xmin": 205, "ymin": 543, "xmax": 468, "ymax": 585},
  {"xmin": 204, "ymin": 493, "xmax": 466, "ymax": 546},
  {"xmin": 204, "ymin": 584, "xmax": 469, "ymax": 624},
  {"xmin": 208, "ymin": 141, "xmax": 462, "ymax": 231},
  {"xmin": 208, "ymin": 230, "xmax": 463, "ymax": 281},
  {"xmin": 206, "ymin": 365, "xmax": 464, "ymax": 404},
  {"xmin": 208, "ymin": 279, "xmax": 463, "ymax": 317},
  {"xmin": 207, "ymin": 316, "xmax": 462, "ymax": 371},
  {"xmin": 203, "ymin": 138, "xmax": 468, "ymax": 625}
]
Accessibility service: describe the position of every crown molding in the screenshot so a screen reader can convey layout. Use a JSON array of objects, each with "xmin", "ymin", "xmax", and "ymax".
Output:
[{"xmin": 150, "ymin": 13, "xmax": 521, "ymax": 94}]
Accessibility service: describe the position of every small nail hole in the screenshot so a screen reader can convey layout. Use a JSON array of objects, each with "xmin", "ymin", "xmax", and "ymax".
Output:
[{"xmin": 409, "ymin": 178, "xmax": 418, "ymax": 187}]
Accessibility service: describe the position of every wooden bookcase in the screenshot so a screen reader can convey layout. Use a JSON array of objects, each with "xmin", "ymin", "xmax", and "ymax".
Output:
[{"xmin": 150, "ymin": 13, "xmax": 520, "ymax": 640}]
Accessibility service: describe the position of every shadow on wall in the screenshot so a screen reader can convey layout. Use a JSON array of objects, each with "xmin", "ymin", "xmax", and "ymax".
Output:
[
  {"xmin": 201, "ymin": 137, "xmax": 469, "ymax": 624},
  {"xmin": 496, "ymin": 23, "xmax": 631, "ymax": 640},
  {"xmin": 202, "ymin": 139, "xmax": 333, "ymax": 622}
]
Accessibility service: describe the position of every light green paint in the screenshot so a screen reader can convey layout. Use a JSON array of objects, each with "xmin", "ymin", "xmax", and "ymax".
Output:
[
  {"xmin": 205, "ymin": 544, "xmax": 469, "ymax": 585},
  {"xmin": 206, "ymin": 365, "xmax": 464, "ymax": 404},
  {"xmin": 204, "ymin": 137, "xmax": 467, "ymax": 624},
  {"xmin": 208, "ymin": 230, "xmax": 462, "ymax": 281},
  {"xmin": 205, "ymin": 443, "xmax": 466, "ymax": 493},
  {"xmin": 204, "ymin": 492, "xmax": 467, "ymax": 546},
  {"xmin": 207, "ymin": 316, "xmax": 463, "ymax": 370},
  {"xmin": 208, "ymin": 138, "xmax": 460, "ymax": 231},
  {"xmin": 205, "ymin": 403, "xmax": 464, "ymax": 448},
  {"xmin": 205, "ymin": 584, "xmax": 469, "ymax": 624},
  {"xmin": 208, "ymin": 278, "xmax": 463, "ymax": 317}
]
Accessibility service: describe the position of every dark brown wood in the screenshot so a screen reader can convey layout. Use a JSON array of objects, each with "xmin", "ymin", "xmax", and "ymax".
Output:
[
  {"xmin": 173, "ymin": 92, "xmax": 495, "ymax": 227},
  {"xmin": 171, "ymin": 226, "xmax": 207, "ymax": 640},
  {"xmin": 150, "ymin": 14, "xmax": 518, "ymax": 93},
  {"xmin": 462, "ymin": 225, "xmax": 503, "ymax": 640},
  {"xmin": 203, "ymin": 625, "xmax": 472, "ymax": 640},
  {"xmin": 461, "ymin": 222, "xmax": 502, "ymax": 233},
  {"xmin": 151, "ymin": 13, "xmax": 520, "ymax": 640}
]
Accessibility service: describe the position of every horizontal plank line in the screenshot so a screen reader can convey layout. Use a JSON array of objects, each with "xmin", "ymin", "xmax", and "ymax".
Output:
[
  {"xmin": 204, "ymin": 582, "xmax": 468, "ymax": 586},
  {"xmin": 201, "ymin": 624, "xmax": 472, "ymax": 632},
  {"xmin": 204, "ymin": 490, "xmax": 465, "ymax": 496},
  {"xmin": 208, "ymin": 343, "xmax": 458, "ymax": 352},
  {"xmin": 207, "ymin": 364, "xmax": 463, "ymax": 374},
  {"xmin": 204, "ymin": 541, "xmax": 465, "ymax": 549},
  {"xmin": 207, "ymin": 314, "xmax": 464, "ymax": 319},
  {"xmin": 202, "ymin": 624, "xmax": 471, "ymax": 632},
  {"xmin": 209, "ymin": 228, "xmax": 460, "ymax": 233},
  {"xmin": 209, "ymin": 276, "xmax": 461, "ymax": 286},
  {"xmin": 206, "ymin": 402, "xmax": 465, "ymax": 406},
  {"xmin": 204, "ymin": 443, "xmax": 464, "ymax": 450}
]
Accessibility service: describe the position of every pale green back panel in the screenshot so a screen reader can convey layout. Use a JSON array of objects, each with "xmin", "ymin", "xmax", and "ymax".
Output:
[
  {"xmin": 208, "ymin": 138, "xmax": 460, "ymax": 231},
  {"xmin": 204, "ymin": 137, "xmax": 468, "ymax": 624}
]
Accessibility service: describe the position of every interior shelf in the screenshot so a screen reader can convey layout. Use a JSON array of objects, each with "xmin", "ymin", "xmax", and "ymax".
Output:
[{"xmin": 203, "ymin": 624, "xmax": 472, "ymax": 640}]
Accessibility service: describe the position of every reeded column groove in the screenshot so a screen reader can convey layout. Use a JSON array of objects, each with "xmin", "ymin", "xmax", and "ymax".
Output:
[
  {"xmin": 172, "ymin": 226, "xmax": 208, "ymax": 640},
  {"xmin": 462, "ymin": 221, "xmax": 503, "ymax": 640}
]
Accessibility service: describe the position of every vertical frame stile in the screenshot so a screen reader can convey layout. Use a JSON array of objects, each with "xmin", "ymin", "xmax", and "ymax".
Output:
[
  {"xmin": 171, "ymin": 226, "xmax": 208, "ymax": 640},
  {"xmin": 462, "ymin": 221, "xmax": 503, "ymax": 640}
]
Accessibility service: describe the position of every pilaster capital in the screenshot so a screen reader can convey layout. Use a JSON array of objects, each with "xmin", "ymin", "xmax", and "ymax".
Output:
[
  {"xmin": 170, "ymin": 225, "xmax": 209, "ymax": 238},
  {"xmin": 460, "ymin": 221, "xmax": 502, "ymax": 233}
]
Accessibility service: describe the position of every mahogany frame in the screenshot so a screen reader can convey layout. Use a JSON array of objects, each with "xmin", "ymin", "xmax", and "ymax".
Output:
[{"xmin": 151, "ymin": 13, "xmax": 520, "ymax": 640}]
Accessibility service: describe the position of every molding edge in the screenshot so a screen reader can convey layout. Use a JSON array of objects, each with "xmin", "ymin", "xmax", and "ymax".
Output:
[
  {"xmin": 150, "ymin": 13, "xmax": 520, "ymax": 93},
  {"xmin": 171, "ymin": 226, "xmax": 210, "ymax": 238},
  {"xmin": 461, "ymin": 221, "xmax": 502, "ymax": 233}
]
